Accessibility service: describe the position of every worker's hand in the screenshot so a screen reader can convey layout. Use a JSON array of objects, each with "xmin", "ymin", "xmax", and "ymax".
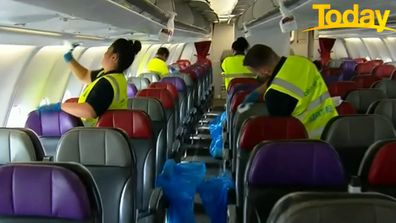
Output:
[
  {"xmin": 38, "ymin": 103, "xmax": 62, "ymax": 113},
  {"xmin": 64, "ymin": 50, "xmax": 74, "ymax": 63}
]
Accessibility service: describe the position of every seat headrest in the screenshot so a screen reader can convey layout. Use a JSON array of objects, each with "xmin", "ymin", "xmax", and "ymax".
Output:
[
  {"xmin": 355, "ymin": 63, "xmax": 376, "ymax": 75},
  {"xmin": 373, "ymin": 80, "xmax": 396, "ymax": 99},
  {"xmin": 228, "ymin": 83, "xmax": 260, "ymax": 101},
  {"xmin": 128, "ymin": 77, "xmax": 150, "ymax": 90},
  {"xmin": 238, "ymin": 116, "xmax": 308, "ymax": 151},
  {"xmin": 25, "ymin": 110, "xmax": 82, "ymax": 137},
  {"xmin": 0, "ymin": 128, "xmax": 44, "ymax": 163},
  {"xmin": 231, "ymin": 91, "xmax": 249, "ymax": 113},
  {"xmin": 234, "ymin": 103, "xmax": 269, "ymax": 130},
  {"xmin": 56, "ymin": 128, "xmax": 132, "ymax": 167},
  {"xmin": 247, "ymin": 140, "xmax": 346, "ymax": 187},
  {"xmin": 336, "ymin": 102, "xmax": 357, "ymax": 115},
  {"xmin": 352, "ymin": 75, "xmax": 381, "ymax": 88},
  {"xmin": 0, "ymin": 164, "xmax": 91, "ymax": 220},
  {"xmin": 345, "ymin": 89, "xmax": 386, "ymax": 113},
  {"xmin": 368, "ymin": 59, "xmax": 384, "ymax": 67},
  {"xmin": 328, "ymin": 81, "xmax": 358, "ymax": 99},
  {"xmin": 373, "ymin": 65, "xmax": 395, "ymax": 79},
  {"xmin": 97, "ymin": 110, "xmax": 153, "ymax": 139},
  {"xmin": 161, "ymin": 76, "xmax": 187, "ymax": 92},
  {"xmin": 128, "ymin": 98, "xmax": 165, "ymax": 122},
  {"xmin": 169, "ymin": 73, "xmax": 193, "ymax": 87},
  {"xmin": 149, "ymin": 82, "xmax": 179, "ymax": 100},
  {"xmin": 127, "ymin": 83, "xmax": 138, "ymax": 98},
  {"xmin": 137, "ymin": 89, "xmax": 174, "ymax": 109},
  {"xmin": 322, "ymin": 115, "xmax": 395, "ymax": 148},
  {"xmin": 366, "ymin": 141, "xmax": 396, "ymax": 186},
  {"xmin": 354, "ymin": 58, "xmax": 367, "ymax": 64},
  {"xmin": 140, "ymin": 72, "xmax": 161, "ymax": 82},
  {"xmin": 228, "ymin": 78, "xmax": 259, "ymax": 92},
  {"xmin": 65, "ymin": 98, "xmax": 78, "ymax": 103},
  {"xmin": 268, "ymin": 192, "xmax": 396, "ymax": 223}
]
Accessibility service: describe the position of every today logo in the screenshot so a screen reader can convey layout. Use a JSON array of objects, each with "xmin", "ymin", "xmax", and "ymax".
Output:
[{"xmin": 304, "ymin": 4, "xmax": 396, "ymax": 32}]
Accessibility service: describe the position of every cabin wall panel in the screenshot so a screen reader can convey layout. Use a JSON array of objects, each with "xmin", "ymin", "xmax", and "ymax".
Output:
[
  {"xmin": 209, "ymin": 23, "xmax": 235, "ymax": 99},
  {"xmin": 0, "ymin": 45, "xmax": 37, "ymax": 126}
]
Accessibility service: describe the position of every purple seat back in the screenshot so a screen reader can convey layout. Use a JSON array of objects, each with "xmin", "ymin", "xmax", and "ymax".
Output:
[
  {"xmin": 247, "ymin": 141, "xmax": 346, "ymax": 187},
  {"xmin": 340, "ymin": 60, "xmax": 357, "ymax": 81},
  {"xmin": 0, "ymin": 164, "xmax": 91, "ymax": 220},
  {"xmin": 161, "ymin": 77, "xmax": 187, "ymax": 92},
  {"xmin": 127, "ymin": 83, "xmax": 138, "ymax": 98},
  {"xmin": 25, "ymin": 111, "xmax": 82, "ymax": 137}
]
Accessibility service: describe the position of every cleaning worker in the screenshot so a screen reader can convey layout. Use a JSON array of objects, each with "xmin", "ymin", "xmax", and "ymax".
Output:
[
  {"xmin": 241, "ymin": 44, "xmax": 338, "ymax": 139},
  {"xmin": 38, "ymin": 38, "xmax": 142, "ymax": 126},
  {"xmin": 147, "ymin": 47, "xmax": 170, "ymax": 78},
  {"xmin": 221, "ymin": 37, "xmax": 252, "ymax": 90}
]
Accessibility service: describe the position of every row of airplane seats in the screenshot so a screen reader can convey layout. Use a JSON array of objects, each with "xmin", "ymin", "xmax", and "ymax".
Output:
[{"xmin": 0, "ymin": 59, "xmax": 214, "ymax": 223}]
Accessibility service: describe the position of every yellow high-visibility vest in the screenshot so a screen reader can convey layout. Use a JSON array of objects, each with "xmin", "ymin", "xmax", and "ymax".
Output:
[
  {"xmin": 78, "ymin": 71, "xmax": 127, "ymax": 126},
  {"xmin": 221, "ymin": 55, "xmax": 252, "ymax": 90},
  {"xmin": 147, "ymin": 57, "xmax": 169, "ymax": 77},
  {"xmin": 265, "ymin": 55, "xmax": 338, "ymax": 139}
]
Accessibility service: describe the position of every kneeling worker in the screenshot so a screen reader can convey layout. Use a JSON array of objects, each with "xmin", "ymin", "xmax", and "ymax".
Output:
[
  {"xmin": 242, "ymin": 44, "xmax": 338, "ymax": 139},
  {"xmin": 147, "ymin": 47, "xmax": 170, "ymax": 78},
  {"xmin": 38, "ymin": 38, "xmax": 142, "ymax": 126}
]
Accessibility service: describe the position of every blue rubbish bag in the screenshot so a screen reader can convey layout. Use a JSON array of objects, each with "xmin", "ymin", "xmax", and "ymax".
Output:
[
  {"xmin": 156, "ymin": 160, "xmax": 206, "ymax": 223},
  {"xmin": 209, "ymin": 112, "xmax": 227, "ymax": 158},
  {"xmin": 198, "ymin": 173, "xmax": 234, "ymax": 223}
]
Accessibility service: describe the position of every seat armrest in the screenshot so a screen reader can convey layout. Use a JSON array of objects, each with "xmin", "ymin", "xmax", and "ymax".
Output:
[
  {"xmin": 227, "ymin": 204, "xmax": 237, "ymax": 223},
  {"xmin": 149, "ymin": 188, "xmax": 166, "ymax": 212}
]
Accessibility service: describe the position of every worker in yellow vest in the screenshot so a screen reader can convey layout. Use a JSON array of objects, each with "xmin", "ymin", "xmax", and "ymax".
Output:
[
  {"xmin": 221, "ymin": 37, "xmax": 252, "ymax": 90},
  {"xmin": 241, "ymin": 44, "xmax": 338, "ymax": 139},
  {"xmin": 38, "ymin": 38, "xmax": 142, "ymax": 126},
  {"xmin": 147, "ymin": 47, "xmax": 170, "ymax": 78}
]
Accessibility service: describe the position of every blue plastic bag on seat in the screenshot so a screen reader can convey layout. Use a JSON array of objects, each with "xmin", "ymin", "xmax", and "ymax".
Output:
[
  {"xmin": 198, "ymin": 173, "xmax": 234, "ymax": 223},
  {"xmin": 209, "ymin": 112, "xmax": 227, "ymax": 158},
  {"xmin": 156, "ymin": 160, "xmax": 206, "ymax": 223}
]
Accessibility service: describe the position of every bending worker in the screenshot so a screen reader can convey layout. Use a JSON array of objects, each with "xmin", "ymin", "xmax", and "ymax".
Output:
[
  {"xmin": 242, "ymin": 44, "xmax": 338, "ymax": 139},
  {"xmin": 221, "ymin": 37, "xmax": 252, "ymax": 90},
  {"xmin": 147, "ymin": 47, "xmax": 170, "ymax": 77},
  {"xmin": 38, "ymin": 38, "xmax": 142, "ymax": 126}
]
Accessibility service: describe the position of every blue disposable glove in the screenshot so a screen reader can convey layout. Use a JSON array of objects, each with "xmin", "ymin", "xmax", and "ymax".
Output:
[
  {"xmin": 64, "ymin": 50, "xmax": 73, "ymax": 63},
  {"xmin": 38, "ymin": 103, "xmax": 62, "ymax": 113},
  {"xmin": 242, "ymin": 91, "xmax": 260, "ymax": 105}
]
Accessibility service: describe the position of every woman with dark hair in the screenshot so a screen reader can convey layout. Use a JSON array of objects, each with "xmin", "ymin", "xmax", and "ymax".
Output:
[
  {"xmin": 38, "ymin": 38, "xmax": 142, "ymax": 126},
  {"xmin": 222, "ymin": 37, "xmax": 252, "ymax": 90}
]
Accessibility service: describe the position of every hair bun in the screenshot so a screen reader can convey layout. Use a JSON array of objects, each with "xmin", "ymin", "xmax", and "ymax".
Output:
[{"xmin": 130, "ymin": 40, "xmax": 142, "ymax": 55}]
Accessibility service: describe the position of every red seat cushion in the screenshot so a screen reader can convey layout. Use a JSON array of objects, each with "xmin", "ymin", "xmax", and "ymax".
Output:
[
  {"xmin": 228, "ymin": 78, "xmax": 259, "ymax": 92},
  {"xmin": 368, "ymin": 60, "xmax": 384, "ymax": 67},
  {"xmin": 336, "ymin": 102, "xmax": 356, "ymax": 115},
  {"xmin": 230, "ymin": 91, "xmax": 250, "ymax": 113},
  {"xmin": 97, "ymin": 110, "xmax": 153, "ymax": 139},
  {"xmin": 354, "ymin": 58, "xmax": 367, "ymax": 64},
  {"xmin": 239, "ymin": 116, "xmax": 308, "ymax": 151},
  {"xmin": 328, "ymin": 81, "xmax": 359, "ymax": 99},
  {"xmin": 373, "ymin": 65, "xmax": 395, "ymax": 79},
  {"xmin": 352, "ymin": 75, "xmax": 381, "ymax": 88},
  {"xmin": 137, "ymin": 89, "xmax": 174, "ymax": 109},
  {"xmin": 355, "ymin": 63, "xmax": 376, "ymax": 75},
  {"xmin": 149, "ymin": 82, "xmax": 178, "ymax": 101},
  {"xmin": 368, "ymin": 142, "xmax": 396, "ymax": 185}
]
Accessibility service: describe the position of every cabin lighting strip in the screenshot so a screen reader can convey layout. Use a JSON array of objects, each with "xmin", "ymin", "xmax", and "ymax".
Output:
[{"xmin": 0, "ymin": 26, "xmax": 62, "ymax": 37}]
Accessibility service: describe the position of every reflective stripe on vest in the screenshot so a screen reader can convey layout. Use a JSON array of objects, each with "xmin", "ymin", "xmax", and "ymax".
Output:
[
  {"xmin": 78, "ymin": 71, "xmax": 127, "ymax": 126},
  {"xmin": 265, "ymin": 56, "xmax": 338, "ymax": 139}
]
